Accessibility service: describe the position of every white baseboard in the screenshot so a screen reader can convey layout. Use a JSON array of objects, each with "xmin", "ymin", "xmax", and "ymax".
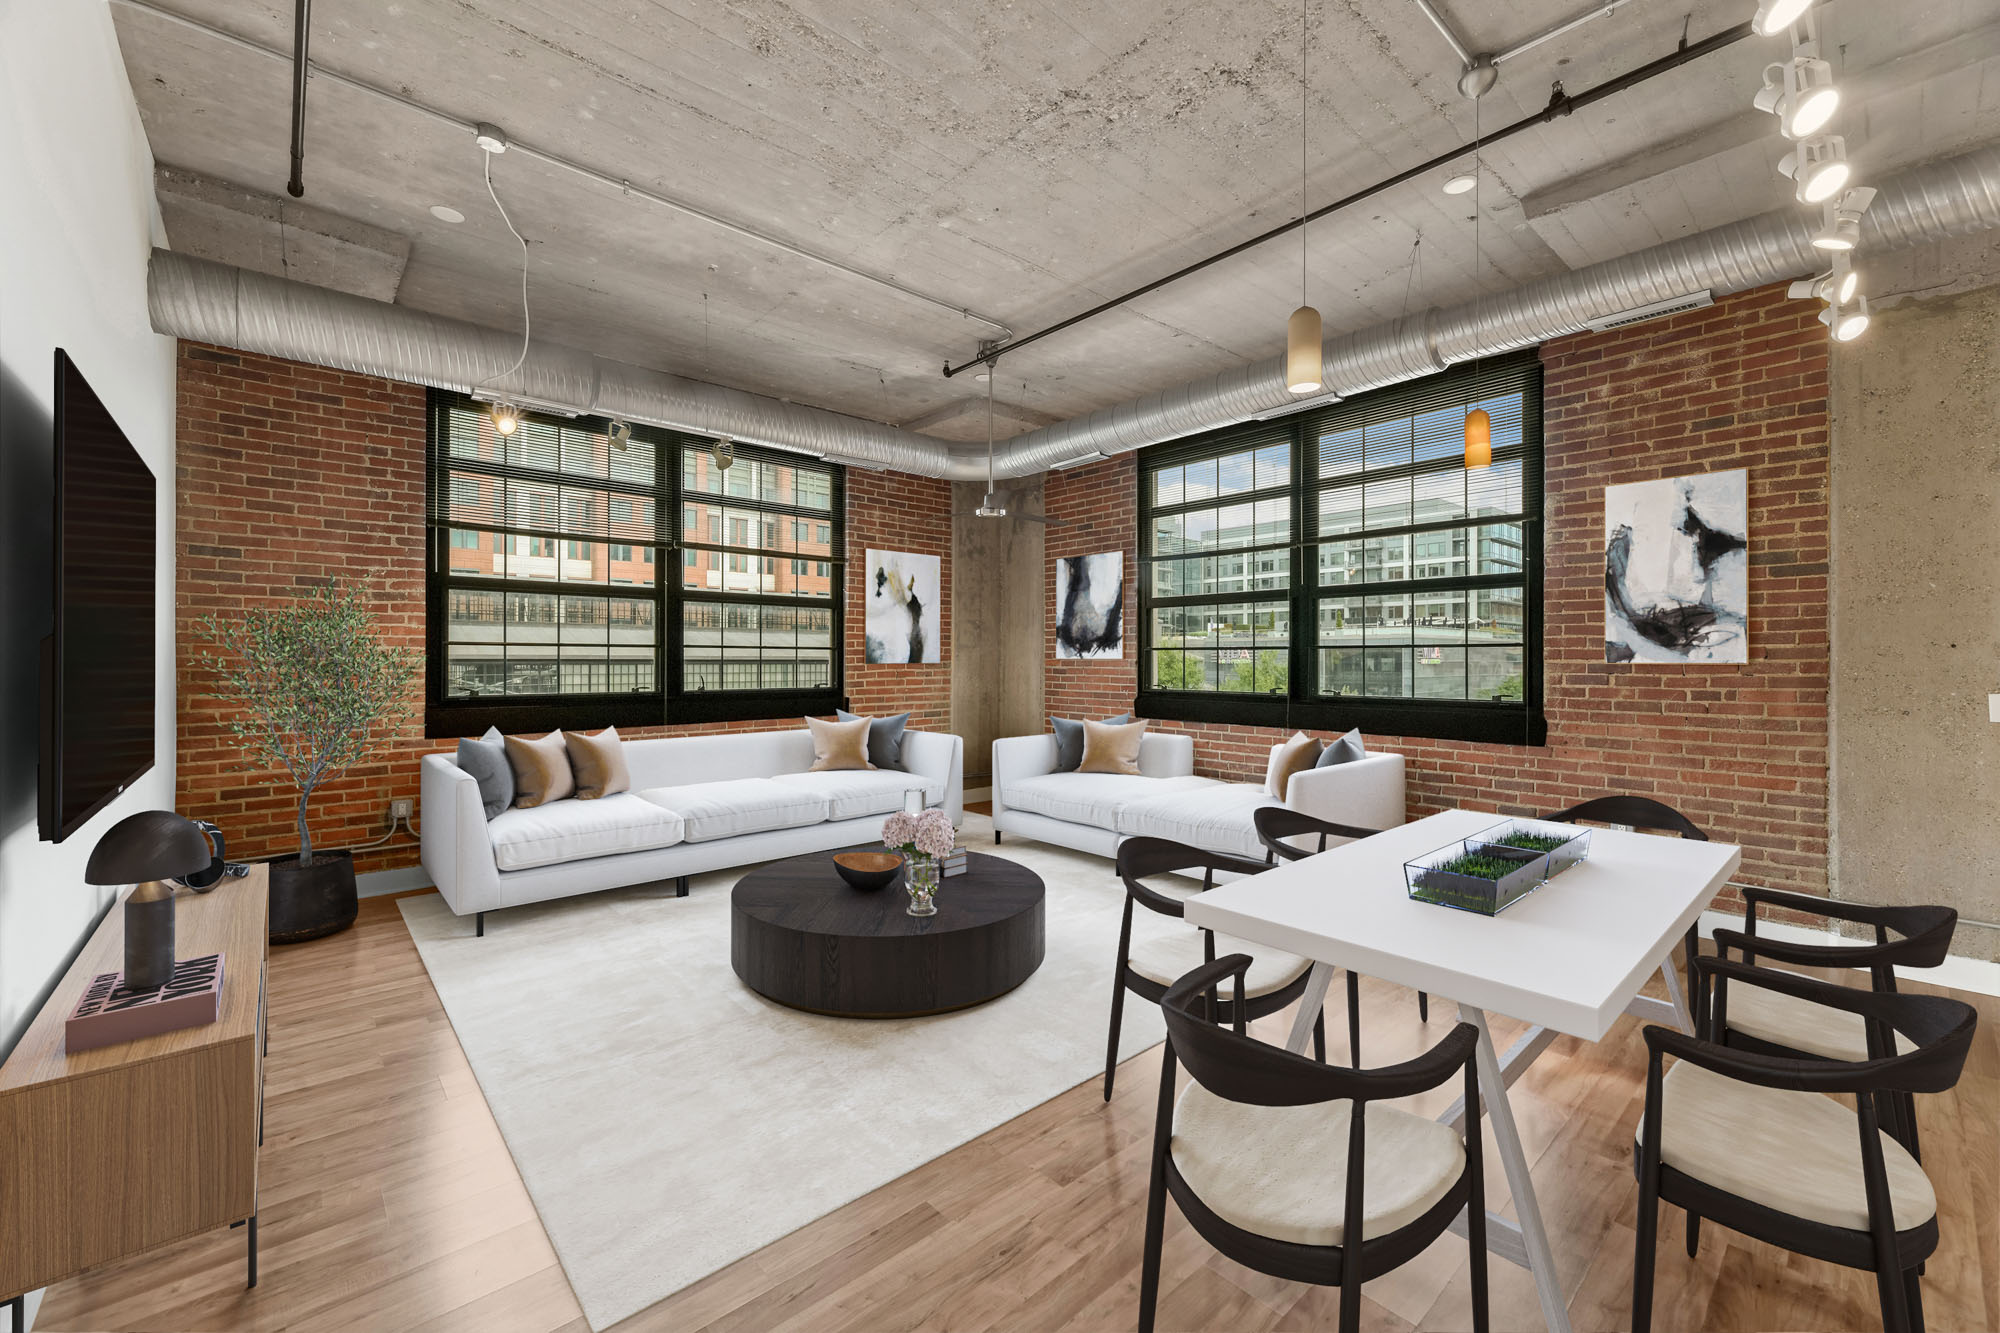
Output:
[
  {"xmin": 357, "ymin": 865, "xmax": 433, "ymax": 899},
  {"xmin": 1697, "ymin": 910, "xmax": 2000, "ymax": 998}
]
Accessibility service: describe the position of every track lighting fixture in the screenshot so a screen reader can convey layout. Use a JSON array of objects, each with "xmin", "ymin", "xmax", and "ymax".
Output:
[
  {"xmin": 1818, "ymin": 295, "xmax": 1870, "ymax": 342},
  {"xmin": 711, "ymin": 435, "xmax": 736, "ymax": 471},
  {"xmin": 1810, "ymin": 186, "xmax": 1876, "ymax": 251},
  {"xmin": 1778, "ymin": 135, "xmax": 1850, "ymax": 205},
  {"xmin": 1753, "ymin": 56, "xmax": 1838, "ymax": 140},
  {"xmin": 1751, "ymin": 0, "xmax": 1815, "ymax": 37},
  {"xmin": 1788, "ymin": 260, "xmax": 1857, "ymax": 307},
  {"xmin": 608, "ymin": 418, "xmax": 631, "ymax": 451},
  {"xmin": 489, "ymin": 401, "xmax": 520, "ymax": 436}
]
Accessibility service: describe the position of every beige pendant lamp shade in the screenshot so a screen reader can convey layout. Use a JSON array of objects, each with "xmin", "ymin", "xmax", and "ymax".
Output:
[
  {"xmin": 1463, "ymin": 407, "xmax": 1492, "ymax": 468},
  {"xmin": 1286, "ymin": 304, "xmax": 1323, "ymax": 394}
]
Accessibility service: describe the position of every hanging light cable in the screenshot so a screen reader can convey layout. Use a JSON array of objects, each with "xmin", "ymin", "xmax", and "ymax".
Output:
[
  {"xmin": 469, "ymin": 129, "xmax": 530, "ymax": 437},
  {"xmin": 1285, "ymin": 0, "xmax": 1323, "ymax": 394},
  {"xmin": 1464, "ymin": 94, "xmax": 1491, "ymax": 469}
]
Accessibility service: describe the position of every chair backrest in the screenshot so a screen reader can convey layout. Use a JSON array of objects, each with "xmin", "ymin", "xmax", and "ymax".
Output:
[
  {"xmin": 1159, "ymin": 955, "xmax": 1477, "ymax": 1108},
  {"xmin": 1252, "ymin": 806, "xmax": 1382, "ymax": 862},
  {"xmin": 1696, "ymin": 958, "xmax": 1979, "ymax": 1096},
  {"xmin": 1544, "ymin": 794, "xmax": 1707, "ymax": 841},
  {"xmin": 1866, "ymin": 904, "xmax": 1960, "ymax": 969}
]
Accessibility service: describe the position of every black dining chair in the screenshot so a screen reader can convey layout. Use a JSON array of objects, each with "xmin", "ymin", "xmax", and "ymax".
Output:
[
  {"xmin": 1709, "ymin": 891, "xmax": 1958, "ymax": 1201},
  {"xmin": 1632, "ymin": 957, "xmax": 1977, "ymax": 1333},
  {"xmin": 1543, "ymin": 795, "xmax": 1710, "ymax": 990},
  {"xmin": 1104, "ymin": 837, "xmax": 1324, "ymax": 1101},
  {"xmin": 1251, "ymin": 807, "xmax": 1423, "ymax": 1061},
  {"xmin": 1140, "ymin": 954, "xmax": 1489, "ymax": 1333}
]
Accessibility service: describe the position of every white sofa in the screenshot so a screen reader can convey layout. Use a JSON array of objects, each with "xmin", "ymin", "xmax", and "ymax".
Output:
[
  {"xmin": 989, "ymin": 732, "xmax": 1404, "ymax": 862},
  {"xmin": 422, "ymin": 729, "xmax": 963, "ymax": 933}
]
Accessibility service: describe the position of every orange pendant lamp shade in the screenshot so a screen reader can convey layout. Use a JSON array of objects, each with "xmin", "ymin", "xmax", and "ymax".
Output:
[
  {"xmin": 1463, "ymin": 407, "xmax": 1491, "ymax": 469},
  {"xmin": 1286, "ymin": 305, "xmax": 1324, "ymax": 394}
]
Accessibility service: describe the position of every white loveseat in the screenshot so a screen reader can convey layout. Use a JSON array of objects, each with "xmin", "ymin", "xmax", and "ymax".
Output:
[
  {"xmin": 422, "ymin": 729, "xmax": 963, "ymax": 932},
  {"xmin": 989, "ymin": 732, "xmax": 1404, "ymax": 862}
]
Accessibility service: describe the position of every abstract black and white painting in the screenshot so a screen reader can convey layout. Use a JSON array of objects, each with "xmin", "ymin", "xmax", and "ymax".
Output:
[
  {"xmin": 1604, "ymin": 469, "xmax": 1749, "ymax": 664},
  {"xmin": 1055, "ymin": 552, "xmax": 1124, "ymax": 659},
  {"xmin": 864, "ymin": 548, "xmax": 941, "ymax": 664}
]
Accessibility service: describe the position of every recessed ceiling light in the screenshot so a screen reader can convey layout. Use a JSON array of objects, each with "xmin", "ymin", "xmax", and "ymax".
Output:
[
  {"xmin": 1442, "ymin": 173, "xmax": 1477, "ymax": 195},
  {"xmin": 430, "ymin": 205, "xmax": 466, "ymax": 224}
]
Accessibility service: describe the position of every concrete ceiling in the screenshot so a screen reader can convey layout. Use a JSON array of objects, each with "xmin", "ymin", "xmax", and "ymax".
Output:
[{"xmin": 112, "ymin": 0, "xmax": 2000, "ymax": 443}]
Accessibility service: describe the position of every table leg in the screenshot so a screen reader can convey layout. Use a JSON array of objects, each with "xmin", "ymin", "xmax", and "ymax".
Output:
[
  {"xmin": 1659, "ymin": 955, "xmax": 1694, "ymax": 1034},
  {"xmin": 1461, "ymin": 1003, "xmax": 1571, "ymax": 1333},
  {"xmin": 1285, "ymin": 962, "xmax": 1336, "ymax": 1054}
]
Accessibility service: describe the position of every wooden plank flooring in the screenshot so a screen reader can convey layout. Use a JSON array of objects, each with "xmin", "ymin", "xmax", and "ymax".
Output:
[{"xmin": 34, "ymin": 892, "xmax": 2000, "ymax": 1333}]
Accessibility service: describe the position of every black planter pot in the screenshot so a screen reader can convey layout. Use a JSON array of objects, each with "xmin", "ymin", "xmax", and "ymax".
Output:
[{"xmin": 269, "ymin": 851, "xmax": 358, "ymax": 944}]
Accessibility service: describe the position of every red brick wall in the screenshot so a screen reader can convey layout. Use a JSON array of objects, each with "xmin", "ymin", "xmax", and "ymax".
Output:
[
  {"xmin": 175, "ymin": 343, "xmax": 950, "ymax": 873},
  {"xmin": 1046, "ymin": 283, "xmax": 1831, "ymax": 901}
]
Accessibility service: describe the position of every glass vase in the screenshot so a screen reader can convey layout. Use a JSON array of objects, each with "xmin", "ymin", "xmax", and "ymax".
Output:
[{"xmin": 905, "ymin": 854, "xmax": 939, "ymax": 916}]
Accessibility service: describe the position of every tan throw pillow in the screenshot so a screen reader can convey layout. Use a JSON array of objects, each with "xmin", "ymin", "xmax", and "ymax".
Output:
[
  {"xmin": 563, "ymin": 726, "xmax": 630, "ymax": 800},
  {"xmin": 505, "ymin": 731, "xmax": 575, "ymax": 808},
  {"xmin": 1269, "ymin": 731, "xmax": 1324, "ymax": 802},
  {"xmin": 806, "ymin": 715, "xmax": 876, "ymax": 772},
  {"xmin": 1078, "ymin": 718, "xmax": 1147, "ymax": 775}
]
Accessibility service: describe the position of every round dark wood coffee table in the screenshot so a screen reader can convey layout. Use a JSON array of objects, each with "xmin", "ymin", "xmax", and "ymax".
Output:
[{"xmin": 731, "ymin": 851, "xmax": 1045, "ymax": 1017}]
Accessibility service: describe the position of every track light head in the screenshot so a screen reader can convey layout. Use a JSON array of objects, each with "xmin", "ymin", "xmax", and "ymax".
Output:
[
  {"xmin": 1755, "ymin": 55, "xmax": 1838, "ymax": 139},
  {"xmin": 1789, "ymin": 260, "xmax": 1858, "ymax": 307},
  {"xmin": 1778, "ymin": 135, "xmax": 1850, "ymax": 205},
  {"xmin": 489, "ymin": 401, "xmax": 520, "ymax": 436},
  {"xmin": 1810, "ymin": 187, "xmax": 1876, "ymax": 251},
  {"xmin": 607, "ymin": 419, "xmax": 631, "ymax": 451},
  {"xmin": 1818, "ymin": 295, "xmax": 1871, "ymax": 342},
  {"xmin": 1752, "ymin": 0, "xmax": 1815, "ymax": 37}
]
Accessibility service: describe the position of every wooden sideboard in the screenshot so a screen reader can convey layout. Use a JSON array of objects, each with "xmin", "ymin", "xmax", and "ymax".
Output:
[{"xmin": 0, "ymin": 865, "xmax": 268, "ymax": 1306}]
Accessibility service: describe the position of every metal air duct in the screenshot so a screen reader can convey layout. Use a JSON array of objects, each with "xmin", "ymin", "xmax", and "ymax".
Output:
[{"xmin": 147, "ymin": 143, "xmax": 2000, "ymax": 481}]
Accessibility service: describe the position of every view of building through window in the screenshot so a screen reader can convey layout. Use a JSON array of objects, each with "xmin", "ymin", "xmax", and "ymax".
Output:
[
  {"xmin": 429, "ymin": 397, "xmax": 842, "ymax": 709},
  {"xmin": 1139, "ymin": 355, "xmax": 1539, "ymax": 732}
]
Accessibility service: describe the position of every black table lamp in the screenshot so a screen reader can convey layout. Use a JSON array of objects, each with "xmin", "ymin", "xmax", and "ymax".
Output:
[{"xmin": 85, "ymin": 812, "xmax": 212, "ymax": 992}]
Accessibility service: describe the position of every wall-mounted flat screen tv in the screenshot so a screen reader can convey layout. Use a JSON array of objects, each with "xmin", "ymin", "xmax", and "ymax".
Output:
[{"xmin": 39, "ymin": 349, "xmax": 156, "ymax": 843}]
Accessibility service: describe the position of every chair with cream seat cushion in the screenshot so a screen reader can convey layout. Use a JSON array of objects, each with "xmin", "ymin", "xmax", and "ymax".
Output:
[
  {"xmin": 1139, "ymin": 954, "xmax": 1489, "ymax": 1333},
  {"xmin": 1710, "ymin": 890, "xmax": 1956, "ymax": 1169},
  {"xmin": 1632, "ymin": 958, "xmax": 1978, "ymax": 1333},
  {"xmin": 1103, "ymin": 837, "xmax": 1324, "ymax": 1103}
]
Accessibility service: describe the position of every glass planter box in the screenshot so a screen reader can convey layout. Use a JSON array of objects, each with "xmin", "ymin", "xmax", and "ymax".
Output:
[{"xmin": 1403, "ymin": 819, "xmax": 1592, "ymax": 916}]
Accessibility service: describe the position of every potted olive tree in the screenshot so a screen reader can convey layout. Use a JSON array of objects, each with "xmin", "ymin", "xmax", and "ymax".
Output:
[{"xmin": 199, "ymin": 580, "xmax": 417, "ymax": 943}]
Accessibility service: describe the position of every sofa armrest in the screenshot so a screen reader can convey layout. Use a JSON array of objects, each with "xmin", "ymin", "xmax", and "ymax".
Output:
[
  {"xmin": 420, "ymin": 752, "xmax": 502, "ymax": 916},
  {"xmin": 1286, "ymin": 751, "xmax": 1406, "ymax": 831},
  {"xmin": 899, "ymin": 730, "xmax": 964, "ymax": 825},
  {"xmin": 991, "ymin": 734, "xmax": 1058, "ymax": 816}
]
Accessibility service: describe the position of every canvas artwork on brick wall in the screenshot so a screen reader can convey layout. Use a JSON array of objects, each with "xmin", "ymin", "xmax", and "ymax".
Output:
[
  {"xmin": 1044, "ymin": 283, "xmax": 1830, "ymax": 903},
  {"xmin": 175, "ymin": 343, "xmax": 951, "ymax": 874}
]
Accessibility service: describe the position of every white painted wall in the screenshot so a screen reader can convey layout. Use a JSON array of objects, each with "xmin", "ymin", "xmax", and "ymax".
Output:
[{"xmin": 0, "ymin": 6, "xmax": 176, "ymax": 1067}]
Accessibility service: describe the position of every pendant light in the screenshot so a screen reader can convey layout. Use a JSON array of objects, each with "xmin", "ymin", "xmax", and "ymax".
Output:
[
  {"xmin": 1463, "ymin": 94, "xmax": 1491, "ymax": 469},
  {"xmin": 1285, "ymin": 0, "xmax": 1322, "ymax": 394}
]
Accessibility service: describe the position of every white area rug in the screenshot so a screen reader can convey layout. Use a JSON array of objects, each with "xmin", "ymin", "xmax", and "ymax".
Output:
[{"xmin": 398, "ymin": 813, "xmax": 1167, "ymax": 1331}]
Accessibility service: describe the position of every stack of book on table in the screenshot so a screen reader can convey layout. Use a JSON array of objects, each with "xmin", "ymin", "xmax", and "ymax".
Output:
[{"xmin": 941, "ymin": 846, "xmax": 969, "ymax": 877}]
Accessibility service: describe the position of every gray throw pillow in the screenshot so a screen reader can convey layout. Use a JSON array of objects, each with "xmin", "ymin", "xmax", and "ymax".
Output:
[
  {"xmin": 456, "ymin": 726, "xmax": 514, "ymax": 819},
  {"xmin": 1050, "ymin": 713, "xmax": 1132, "ymax": 773},
  {"xmin": 837, "ymin": 709, "xmax": 910, "ymax": 771},
  {"xmin": 1315, "ymin": 727, "xmax": 1367, "ymax": 768}
]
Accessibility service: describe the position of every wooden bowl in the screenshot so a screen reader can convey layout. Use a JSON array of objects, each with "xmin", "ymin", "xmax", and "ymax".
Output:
[{"xmin": 832, "ymin": 851, "xmax": 903, "ymax": 892}]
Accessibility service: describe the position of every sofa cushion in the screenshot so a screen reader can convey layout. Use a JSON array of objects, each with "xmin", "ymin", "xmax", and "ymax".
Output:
[
  {"xmin": 838, "ymin": 709, "xmax": 909, "ymax": 771},
  {"xmin": 487, "ymin": 793, "xmax": 685, "ymax": 871},
  {"xmin": 563, "ymin": 726, "xmax": 631, "ymax": 799},
  {"xmin": 1315, "ymin": 727, "xmax": 1367, "ymax": 768},
  {"xmin": 636, "ymin": 778, "xmax": 831, "ymax": 842},
  {"xmin": 456, "ymin": 726, "xmax": 513, "ymax": 819},
  {"xmin": 772, "ymin": 769, "xmax": 944, "ymax": 821},
  {"xmin": 1050, "ymin": 713, "xmax": 1131, "ymax": 773},
  {"xmin": 1005, "ymin": 773, "xmax": 1215, "ymax": 828},
  {"xmin": 1118, "ymin": 782, "xmax": 1280, "ymax": 861}
]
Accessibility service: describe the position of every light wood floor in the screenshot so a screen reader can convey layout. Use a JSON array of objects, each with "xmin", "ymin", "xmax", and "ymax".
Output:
[{"xmin": 35, "ymin": 892, "xmax": 2000, "ymax": 1333}]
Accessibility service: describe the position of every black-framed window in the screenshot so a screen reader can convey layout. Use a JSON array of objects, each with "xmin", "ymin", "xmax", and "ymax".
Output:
[
  {"xmin": 1137, "ymin": 352, "xmax": 1544, "ymax": 745},
  {"xmin": 424, "ymin": 392, "xmax": 845, "ymax": 736}
]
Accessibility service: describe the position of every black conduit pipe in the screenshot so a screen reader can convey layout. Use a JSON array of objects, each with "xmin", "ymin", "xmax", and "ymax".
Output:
[
  {"xmin": 941, "ymin": 20, "xmax": 1756, "ymax": 378},
  {"xmin": 287, "ymin": 0, "xmax": 310, "ymax": 197}
]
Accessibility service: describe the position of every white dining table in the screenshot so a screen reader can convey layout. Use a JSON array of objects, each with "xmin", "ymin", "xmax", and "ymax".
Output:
[{"xmin": 1184, "ymin": 808, "xmax": 1742, "ymax": 1333}]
